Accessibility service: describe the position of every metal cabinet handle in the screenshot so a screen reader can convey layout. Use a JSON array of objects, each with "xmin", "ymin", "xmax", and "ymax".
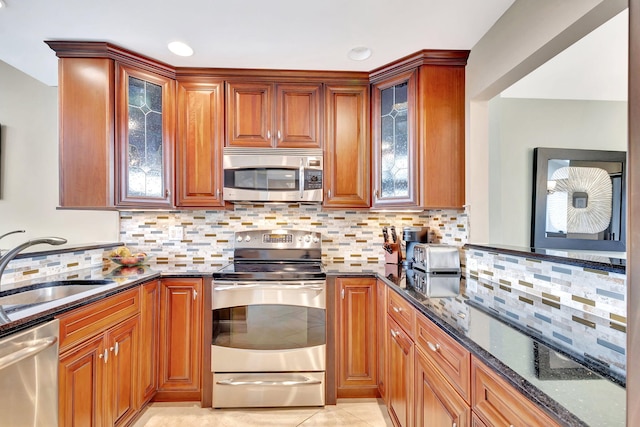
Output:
[
  {"xmin": 193, "ymin": 289, "xmax": 198, "ymax": 300},
  {"xmin": 217, "ymin": 376, "xmax": 321, "ymax": 386},
  {"xmin": 390, "ymin": 329, "xmax": 398, "ymax": 338},
  {"xmin": 216, "ymin": 189, "xmax": 221, "ymax": 199},
  {"xmin": 374, "ymin": 189, "xmax": 379, "ymax": 199},
  {"xmin": 277, "ymin": 130, "xmax": 281, "ymax": 140},
  {"xmin": 427, "ymin": 341, "xmax": 440, "ymax": 353},
  {"xmin": 267, "ymin": 130, "xmax": 271, "ymax": 140},
  {"xmin": 341, "ymin": 288, "xmax": 345, "ymax": 299},
  {"xmin": 393, "ymin": 306, "xmax": 402, "ymax": 313},
  {"xmin": 165, "ymin": 189, "xmax": 171, "ymax": 198},
  {"xmin": 114, "ymin": 341, "xmax": 119, "ymax": 356},
  {"xmin": 299, "ymin": 160, "xmax": 305, "ymax": 199},
  {"xmin": 99, "ymin": 349, "xmax": 109, "ymax": 364},
  {"xmin": 327, "ymin": 189, "xmax": 331, "ymax": 199}
]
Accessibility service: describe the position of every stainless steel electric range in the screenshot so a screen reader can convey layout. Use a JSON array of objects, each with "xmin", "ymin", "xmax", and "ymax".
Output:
[{"xmin": 211, "ymin": 229, "xmax": 326, "ymax": 408}]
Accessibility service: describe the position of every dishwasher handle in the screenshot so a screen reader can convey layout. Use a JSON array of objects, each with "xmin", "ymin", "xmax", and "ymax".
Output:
[{"xmin": 0, "ymin": 336, "xmax": 57, "ymax": 371}]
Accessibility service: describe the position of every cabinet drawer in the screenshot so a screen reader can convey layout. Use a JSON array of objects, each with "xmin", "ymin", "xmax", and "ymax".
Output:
[
  {"xmin": 472, "ymin": 357, "xmax": 560, "ymax": 427},
  {"xmin": 57, "ymin": 287, "xmax": 140, "ymax": 353},
  {"xmin": 415, "ymin": 311, "xmax": 470, "ymax": 403},
  {"xmin": 387, "ymin": 288, "xmax": 415, "ymax": 338}
]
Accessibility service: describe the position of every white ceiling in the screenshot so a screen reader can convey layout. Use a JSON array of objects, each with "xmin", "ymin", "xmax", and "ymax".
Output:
[
  {"xmin": 501, "ymin": 9, "xmax": 628, "ymax": 101},
  {"xmin": 0, "ymin": 0, "xmax": 515, "ymax": 87}
]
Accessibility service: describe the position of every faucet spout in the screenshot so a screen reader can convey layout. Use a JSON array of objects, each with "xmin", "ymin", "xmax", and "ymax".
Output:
[
  {"xmin": 0, "ymin": 237, "xmax": 67, "ymax": 287},
  {"xmin": 0, "ymin": 230, "xmax": 26, "ymax": 240}
]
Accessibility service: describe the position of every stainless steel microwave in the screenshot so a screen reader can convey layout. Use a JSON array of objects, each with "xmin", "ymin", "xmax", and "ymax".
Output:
[{"xmin": 223, "ymin": 148, "xmax": 323, "ymax": 203}]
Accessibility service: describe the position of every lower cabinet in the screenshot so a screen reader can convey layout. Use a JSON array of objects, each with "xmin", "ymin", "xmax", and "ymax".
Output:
[
  {"xmin": 335, "ymin": 277, "xmax": 378, "ymax": 397},
  {"xmin": 471, "ymin": 357, "xmax": 561, "ymax": 427},
  {"xmin": 387, "ymin": 315, "xmax": 415, "ymax": 427},
  {"xmin": 57, "ymin": 288, "xmax": 141, "ymax": 427},
  {"xmin": 156, "ymin": 277, "xmax": 203, "ymax": 401},
  {"xmin": 415, "ymin": 347, "xmax": 469, "ymax": 427}
]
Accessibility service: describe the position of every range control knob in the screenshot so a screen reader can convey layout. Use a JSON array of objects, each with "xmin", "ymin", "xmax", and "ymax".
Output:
[
  {"xmin": 304, "ymin": 235, "xmax": 311, "ymax": 243},
  {"xmin": 236, "ymin": 236, "xmax": 243, "ymax": 243},
  {"xmin": 312, "ymin": 236, "xmax": 320, "ymax": 243},
  {"xmin": 244, "ymin": 235, "xmax": 251, "ymax": 242}
]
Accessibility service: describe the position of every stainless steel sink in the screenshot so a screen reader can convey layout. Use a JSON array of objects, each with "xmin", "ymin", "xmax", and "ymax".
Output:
[{"xmin": 0, "ymin": 279, "xmax": 115, "ymax": 308}]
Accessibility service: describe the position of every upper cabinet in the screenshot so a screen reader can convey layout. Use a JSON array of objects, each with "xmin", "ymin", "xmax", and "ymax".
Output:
[
  {"xmin": 226, "ymin": 81, "xmax": 322, "ymax": 148},
  {"xmin": 176, "ymin": 78, "xmax": 225, "ymax": 207},
  {"xmin": 116, "ymin": 64, "xmax": 175, "ymax": 207},
  {"xmin": 323, "ymin": 83, "xmax": 370, "ymax": 208},
  {"xmin": 47, "ymin": 42, "xmax": 177, "ymax": 209},
  {"xmin": 371, "ymin": 70, "xmax": 418, "ymax": 208},
  {"xmin": 370, "ymin": 50, "xmax": 469, "ymax": 209}
]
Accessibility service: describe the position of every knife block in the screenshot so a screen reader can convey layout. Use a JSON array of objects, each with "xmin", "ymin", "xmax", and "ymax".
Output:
[{"xmin": 384, "ymin": 243, "xmax": 402, "ymax": 264}]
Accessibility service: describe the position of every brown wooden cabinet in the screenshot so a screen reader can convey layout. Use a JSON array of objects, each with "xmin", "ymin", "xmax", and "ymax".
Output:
[
  {"xmin": 323, "ymin": 84, "xmax": 370, "ymax": 208},
  {"xmin": 387, "ymin": 315, "xmax": 415, "ymax": 427},
  {"xmin": 138, "ymin": 280, "xmax": 160, "ymax": 407},
  {"xmin": 415, "ymin": 347, "xmax": 470, "ymax": 427},
  {"xmin": 156, "ymin": 277, "xmax": 203, "ymax": 401},
  {"xmin": 54, "ymin": 56, "xmax": 116, "ymax": 208},
  {"xmin": 335, "ymin": 277, "xmax": 378, "ymax": 397},
  {"xmin": 176, "ymin": 78, "xmax": 225, "ymax": 207},
  {"xmin": 370, "ymin": 50, "xmax": 469, "ymax": 209},
  {"xmin": 115, "ymin": 63, "xmax": 175, "ymax": 207},
  {"xmin": 226, "ymin": 81, "xmax": 322, "ymax": 148},
  {"xmin": 57, "ymin": 288, "xmax": 141, "ymax": 427},
  {"xmin": 471, "ymin": 357, "xmax": 561, "ymax": 427},
  {"xmin": 377, "ymin": 279, "xmax": 388, "ymax": 401}
]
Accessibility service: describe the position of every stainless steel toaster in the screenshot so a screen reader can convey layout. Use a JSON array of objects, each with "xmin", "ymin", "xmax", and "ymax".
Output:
[{"xmin": 412, "ymin": 244, "xmax": 461, "ymax": 274}]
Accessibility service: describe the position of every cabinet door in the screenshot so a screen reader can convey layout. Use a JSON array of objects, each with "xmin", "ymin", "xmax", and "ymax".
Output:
[
  {"xmin": 59, "ymin": 335, "xmax": 106, "ymax": 427},
  {"xmin": 157, "ymin": 278, "xmax": 203, "ymax": 401},
  {"xmin": 324, "ymin": 84, "xmax": 370, "ymax": 208},
  {"xmin": 415, "ymin": 348, "xmax": 470, "ymax": 427},
  {"xmin": 57, "ymin": 57, "xmax": 115, "ymax": 208},
  {"xmin": 377, "ymin": 280, "xmax": 388, "ymax": 401},
  {"xmin": 106, "ymin": 315, "xmax": 139, "ymax": 427},
  {"xmin": 418, "ymin": 65, "xmax": 465, "ymax": 208},
  {"xmin": 226, "ymin": 82, "xmax": 273, "ymax": 147},
  {"xmin": 276, "ymin": 83, "xmax": 322, "ymax": 148},
  {"xmin": 336, "ymin": 277, "xmax": 377, "ymax": 397},
  {"xmin": 176, "ymin": 79, "xmax": 225, "ymax": 207},
  {"xmin": 138, "ymin": 280, "xmax": 159, "ymax": 406},
  {"xmin": 116, "ymin": 63, "xmax": 175, "ymax": 207},
  {"xmin": 387, "ymin": 316, "xmax": 414, "ymax": 427},
  {"xmin": 372, "ymin": 69, "xmax": 419, "ymax": 208}
]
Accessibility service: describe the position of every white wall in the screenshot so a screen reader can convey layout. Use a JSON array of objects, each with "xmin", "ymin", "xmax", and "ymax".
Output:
[
  {"xmin": 0, "ymin": 60, "xmax": 118, "ymax": 250},
  {"xmin": 466, "ymin": 0, "xmax": 628, "ymax": 244},
  {"xmin": 488, "ymin": 97, "xmax": 627, "ymax": 247}
]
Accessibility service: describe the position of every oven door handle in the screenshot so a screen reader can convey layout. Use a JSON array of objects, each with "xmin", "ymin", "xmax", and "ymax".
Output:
[
  {"xmin": 214, "ymin": 284, "xmax": 324, "ymax": 292},
  {"xmin": 216, "ymin": 376, "xmax": 322, "ymax": 386}
]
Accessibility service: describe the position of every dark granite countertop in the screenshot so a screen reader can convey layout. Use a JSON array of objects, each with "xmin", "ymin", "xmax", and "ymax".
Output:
[
  {"xmin": 465, "ymin": 243, "xmax": 626, "ymax": 274},
  {"xmin": 326, "ymin": 262, "xmax": 625, "ymax": 427}
]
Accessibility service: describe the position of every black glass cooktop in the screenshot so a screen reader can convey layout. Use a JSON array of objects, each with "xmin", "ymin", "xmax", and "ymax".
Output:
[{"xmin": 212, "ymin": 262, "xmax": 326, "ymax": 281}]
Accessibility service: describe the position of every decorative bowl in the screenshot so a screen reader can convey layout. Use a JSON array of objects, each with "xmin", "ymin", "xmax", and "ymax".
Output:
[{"xmin": 109, "ymin": 254, "xmax": 152, "ymax": 267}]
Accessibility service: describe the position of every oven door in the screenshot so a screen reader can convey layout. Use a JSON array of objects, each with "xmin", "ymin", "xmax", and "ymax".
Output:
[{"xmin": 211, "ymin": 280, "xmax": 326, "ymax": 372}]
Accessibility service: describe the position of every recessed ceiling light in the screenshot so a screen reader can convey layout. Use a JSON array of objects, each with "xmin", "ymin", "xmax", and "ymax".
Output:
[
  {"xmin": 348, "ymin": 46, "xmax": 372, "ymax": 61},
  {"xmin": 0, "ymin": 0, "xmax": 6, "ymax": 8},
  {"xmin": 168, "ymin": 41, "xmax": 194, "ymax": 57}
]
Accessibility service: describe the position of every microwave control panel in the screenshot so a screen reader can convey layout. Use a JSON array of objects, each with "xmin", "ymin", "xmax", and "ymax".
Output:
[{"xmin": 304, "ymin": 169, "xmax": 323, "ymax": 190}]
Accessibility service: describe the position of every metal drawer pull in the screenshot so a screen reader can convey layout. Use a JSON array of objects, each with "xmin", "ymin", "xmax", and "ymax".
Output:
[
  {"xmin": 341, "ymin": 289, "xmax": 345, "ymax": 299},
  {"xmin": 427, "ymin": 341, "xmax": 440, "ymax": 352},
  {"xmin": 277, "ymin": 130, "xmax": 281, "ymax": 140},
  {"xmin": 193, "ymin": 290, "xmax": 198, "ymax": 300},
  {"xmin": 390, "ymin": 330, "xmax": 398, "ymax": 338},
  {"xmin": 114, "ymin": 341, "xmax": 119, "ymax": 356},
  {"xmin": 267, "ymin": 130, "xmax": 271, "ymax": 139},
  {"xmin": 99, "ymin": 349, "xmax": 109, "ymax": 364},
  {"xmin": 393, "ymin": 306, "xmax": 402, "ymax": 313},
  {"xmin": 217, "ymin": 377, "xmax": 321, "ymax": 386},
  {"xmin": 215, "ymin": 284, "xmax": 323, "ymax": 292},
  {"xmin": 0, "ymin": 336, "xmax": 57, "ymax": 370}
]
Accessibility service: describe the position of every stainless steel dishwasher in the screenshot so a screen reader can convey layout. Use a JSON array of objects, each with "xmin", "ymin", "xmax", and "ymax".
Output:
[{"xmin": 0, "ymin": 319, "xmax": 59, "ymax": 427}]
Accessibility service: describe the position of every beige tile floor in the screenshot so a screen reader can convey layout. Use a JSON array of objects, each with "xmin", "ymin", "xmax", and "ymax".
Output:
[{"xmin": 132, "ymin": 399, "xmax": 393, "ymax": 427}]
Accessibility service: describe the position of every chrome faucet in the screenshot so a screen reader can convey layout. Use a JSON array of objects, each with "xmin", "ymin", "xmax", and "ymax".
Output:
[
  {"xmin": 0, "ymin": 237, "xmax": 67, "ymax": 287},
  {"xmin": 0, "ymin": 230, "xmax": 26, "ymax": 240}
]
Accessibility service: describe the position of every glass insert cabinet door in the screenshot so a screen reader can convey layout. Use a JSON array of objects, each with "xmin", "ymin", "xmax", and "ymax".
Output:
[
  {"xmin": 372, "ymin": 69, "xmax": 418, "ymax": 208},
  {"xmin": 116, "ymin": 64, "xmax": 175, "ymax": 207}
]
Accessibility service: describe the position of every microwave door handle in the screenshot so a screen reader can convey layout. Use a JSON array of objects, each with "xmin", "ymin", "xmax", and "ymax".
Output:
[{"xmin": 299, "ymin": 159, "xmax": 305, "ymax": 199}]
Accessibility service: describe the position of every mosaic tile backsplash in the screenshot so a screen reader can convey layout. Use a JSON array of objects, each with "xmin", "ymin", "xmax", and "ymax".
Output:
[
  {"xmin": 118, "ymin": 205, "xmax": 469, "ymax": 267},
  {"xmin": 465, "ymin": 248, "xmax": 627, "ymax": 377}
]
